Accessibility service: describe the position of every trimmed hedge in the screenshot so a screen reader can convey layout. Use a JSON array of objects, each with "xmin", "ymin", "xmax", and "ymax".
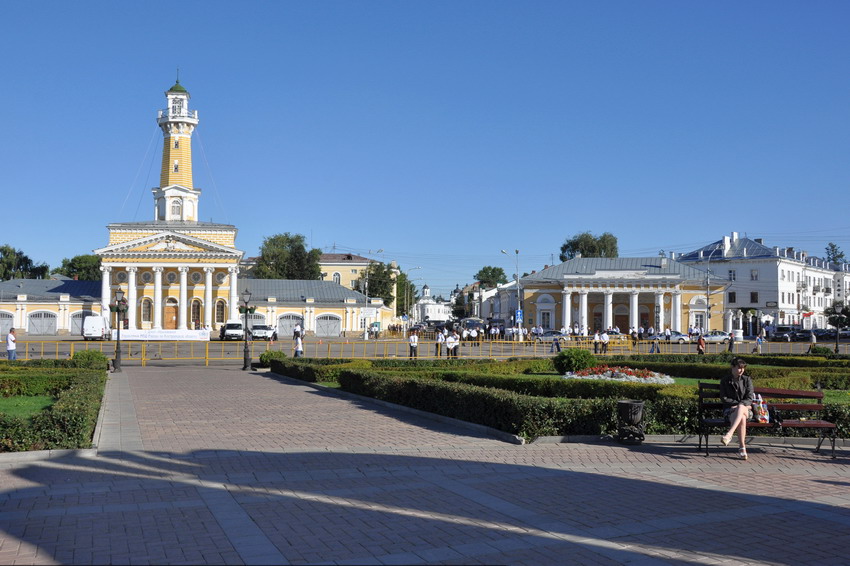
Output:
[
  {"xmin": 336, "ymin": 369, "xmax": 699, "ymax": 440},
  {"xmin": 270, "ymin": 359, "xmax": 373, "ymax": 382},
  {"xmin": 0, "ymin": 367, "xmax": 107, "ymax": 452}
]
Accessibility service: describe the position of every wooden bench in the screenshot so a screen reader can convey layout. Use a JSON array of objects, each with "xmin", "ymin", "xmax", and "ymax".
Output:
[{"xmin": 698, "ymin": 381, "xmax": 837, "ymax": 458}]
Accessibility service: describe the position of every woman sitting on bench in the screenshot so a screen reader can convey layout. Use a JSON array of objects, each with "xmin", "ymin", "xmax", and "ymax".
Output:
[{"xmin": 720, "ymin": 357, "xmax": 755, "ymax": 460}]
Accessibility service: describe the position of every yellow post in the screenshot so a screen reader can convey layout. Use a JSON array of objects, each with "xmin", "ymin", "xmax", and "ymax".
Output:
[{"xmin": 205, "ymin": 342, "xmax": 209, "ymax": 367}]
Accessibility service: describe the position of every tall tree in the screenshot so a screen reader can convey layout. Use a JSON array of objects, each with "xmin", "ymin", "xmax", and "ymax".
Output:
[
  {"xmin": 394, "ymin": 271, "xmax": 419, "ymax": 317},
  {"xmin": 0, "ymin": 245, "xmax": 49, "ymax": 280},
  {"xmin": 559, "ymin": 232, "xmax": 619, "ymax": 262},
  {"xmin": 253, "ymin": 233, "xmax": 322, "ymax": 279},
  {"xmin": 474, "ymin": 266, "xmax": 508, "ymax": 288},
  {"xmin": 52, "ymin": 254, "xmax": 102, "ymax": 281},
  {"xmin": 354, "ymin": 262, "xmax": 396, "ymax": 308},
  {"xmin": 825, "ymin": 243, "xmax": 846, "ymax": 264}
]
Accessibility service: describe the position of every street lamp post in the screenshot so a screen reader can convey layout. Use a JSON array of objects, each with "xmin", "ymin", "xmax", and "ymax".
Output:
[
  {"xmin": 241, "ymin": 288, "xmax": 252, "ymax": 371},
  {"xmin": 501, "ymin": 249, "xmax": 521, "ymax": 340},
  {"xmin": 363, "ymin": 249, "xmax": 383, "ymax": 340},
  {"xmin": 112, "ymin": 290, "xmax": 127, "ymax": 373},
  {"xmin": 704, "ymin": 245, "xmax": 722, "ymax": 333}
]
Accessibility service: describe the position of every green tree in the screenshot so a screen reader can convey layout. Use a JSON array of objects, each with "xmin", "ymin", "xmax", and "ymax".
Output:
[
  {"xmin": 253, "ymin": 233, "xmax": 322, "ymax": 280},
  {"xmin": 0, "ymin": 245, "xmax": 49, "ymax": 280},
  {"xmin": 559, "ymin": 232, "xmax": 619, "ymax": 262},
  {"xmin": 52, "ymin": 254, "xmax": 102, "ymax": 281},
  {"xmin": 825, "ymin": 301, "xmax": 850, "ymax": 353},
  {"xmin": 825, "ymin": 243, "xmax": 846, "ymax": 264},
  {"xmin": 474, "ymin": 266, "xmax": 507, "ymax": 288},
  {"xmin": 354, "ymin": 262, "xmax": 397, "ymax": 308},
  {"xmin": 452, "ymin": 291, "xmax": 467, "ymax": 319},
  {"xmin": 395, "ymin": 271, "xmax": 419, "ymax": 317}
]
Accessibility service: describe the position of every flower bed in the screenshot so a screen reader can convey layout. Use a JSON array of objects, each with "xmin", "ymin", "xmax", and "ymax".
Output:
[{"xmin": 563, "ymin": 365, "xmax": 675, "ymax": 385}]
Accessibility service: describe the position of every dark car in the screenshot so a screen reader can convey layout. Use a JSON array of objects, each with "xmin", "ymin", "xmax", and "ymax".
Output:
[
  {"xmin": 769, "ymin": 326, "xmax": 799, "ymax": 342},
  {"xmin": 792, "ymin": 330, "xmax": 815, "ymax": 342}
]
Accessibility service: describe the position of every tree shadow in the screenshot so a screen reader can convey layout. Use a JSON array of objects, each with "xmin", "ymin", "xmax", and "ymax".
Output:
[{"xmin": 1, "ymin": 445, "xmax": 848, "ymax": 565}]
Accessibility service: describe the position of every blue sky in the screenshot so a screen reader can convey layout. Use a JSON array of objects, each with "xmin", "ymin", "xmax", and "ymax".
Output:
[{"xmin": 4, "ymin": 1, "xmax": 850, "ymax": 297}]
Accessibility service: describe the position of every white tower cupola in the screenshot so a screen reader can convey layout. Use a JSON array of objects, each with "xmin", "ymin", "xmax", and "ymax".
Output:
[{"xmin": 152, "ymin": 79, "xmax": 201, "ymax": 222}]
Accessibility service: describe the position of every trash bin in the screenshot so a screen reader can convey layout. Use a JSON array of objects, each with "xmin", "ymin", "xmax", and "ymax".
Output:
[{"xmin": 617, "ymin": 399, "xmax": 645, "ymax": 445}]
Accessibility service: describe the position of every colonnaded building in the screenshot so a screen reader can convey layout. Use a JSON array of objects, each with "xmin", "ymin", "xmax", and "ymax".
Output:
[
  {"xmin": 484, "ymin": 257, "xmax": 727, "ymax": 334},
  {"xmin": 1, "ymin": 81, "xmax": 390, "ymax": 337}
]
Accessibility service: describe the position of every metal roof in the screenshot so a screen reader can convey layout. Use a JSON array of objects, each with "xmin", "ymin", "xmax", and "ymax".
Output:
[
  {"xmin": 0, "ymin": 278, "xmax": 101, "ymax": 302},
  {"xmin": 521, "ymin": 257, "xmax": 709, "ymax": 283}
]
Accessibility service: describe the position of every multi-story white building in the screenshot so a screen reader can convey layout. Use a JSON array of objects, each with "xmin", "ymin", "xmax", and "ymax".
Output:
[
  {"xmin": 676, "ymin": 232, "xmax": 850, "ymax": 333},
  {"xmin": 413, "ymin": 285, "xmax": 452, "ymax": 324}
]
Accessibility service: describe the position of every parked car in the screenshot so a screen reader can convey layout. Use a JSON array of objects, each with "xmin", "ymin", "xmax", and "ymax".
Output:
[
  {"xmin": 647, "ymin": 331, "xmax": 690, "ymax": 343},
  {"xmin": 82, "ymin": 315, "xmax": 112, "ymax": 341},
  {"xmin": 769, "ymin": 325, "xmax": 799, "ymax": 342},
  {"xmin": 792, "ymin": 329, "xmax": 815, "ymax": 342},
  {"xmin": 701, "ymin": 330, "xmax": 731, "ymax": 344},
  {"xmin": 250, "ymin": 324, "xmax": 276, "ymax": 341},
  {"xmin": 539, "ymin": 330, "xmax": 567, "ymax": 342},
  {"xmin": 221, "ymin": 320, "xmax": 245, "ymax": 340}
]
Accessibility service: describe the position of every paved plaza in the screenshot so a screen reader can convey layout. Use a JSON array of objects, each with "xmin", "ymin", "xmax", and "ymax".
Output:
[{"xmin": 0, "ymin": 367, "xmax": 849, "ymax": 565}]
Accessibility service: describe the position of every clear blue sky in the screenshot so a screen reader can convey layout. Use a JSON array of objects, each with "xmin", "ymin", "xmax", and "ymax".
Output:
[{"xmin": 4, "ymin": 1, "xmax": 850, "ymax": 298}]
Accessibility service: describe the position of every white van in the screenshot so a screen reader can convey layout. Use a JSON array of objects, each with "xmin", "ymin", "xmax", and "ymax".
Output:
[
  {"xmin": 82, "ymin": 315, "xmax": 112, "ymax": 341},
  {"xmin": 221, "ymin": 319, "xmax": 245, "ymax": 340}
]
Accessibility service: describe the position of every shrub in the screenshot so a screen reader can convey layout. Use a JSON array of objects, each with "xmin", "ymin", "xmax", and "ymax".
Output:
[
  {"xmin": 809, "ymin": 346, "xmax": 834, "ymax": 357},
  {"xmin": 553, "ymin": 350, "xmax": 597, "ymax": 374},
  {"xmin": 71, "ymin": 350, "xmax": 109, "ymax": 369},
  {"xmin": 259, "ymin": 350, "xmax": 287, "ymax": 367}
]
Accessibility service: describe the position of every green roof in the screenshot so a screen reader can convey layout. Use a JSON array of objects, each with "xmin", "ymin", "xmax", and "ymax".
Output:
[{"xmin": 167, "ymin": 80, "xmax": 188, "ymax": 93}]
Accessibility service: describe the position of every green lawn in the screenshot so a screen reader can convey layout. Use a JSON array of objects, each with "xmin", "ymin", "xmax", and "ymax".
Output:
[{"xmin": 0, "ymin": 396, "xmax": 55, "ymax": 419}]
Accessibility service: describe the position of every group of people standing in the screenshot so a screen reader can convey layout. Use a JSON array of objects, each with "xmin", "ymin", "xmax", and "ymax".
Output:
[{"xmin": 408, "ymin": 329, "xmax": 462, "ymax": 358}]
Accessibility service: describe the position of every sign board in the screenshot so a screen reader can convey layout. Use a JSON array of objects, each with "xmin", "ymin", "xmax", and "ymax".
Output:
[
  {"xmin": 360, "ymin": 307, "xmax": 377, "ymax": 318},
  {"xmin": 765, "ymin": 301, "xmax": 777, "ymax": 307},
  {"xmin": 401, "ymin": 315, "xmax": 408, "ymax": 321},
  {"xmin": 515, "ymin": 309, "xmax": 523, "ymax": 324},
  {"xmin": 118, "ymin": 329, "xmax": 211, "ymax": 341}
]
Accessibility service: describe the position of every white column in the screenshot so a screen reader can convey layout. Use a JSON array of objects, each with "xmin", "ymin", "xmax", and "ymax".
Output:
[
  {"xmin": 100, "ymin": 266, "xmax": 112, "ymax": 313},
  {"xmin": 561, "ymin": 290, "xmax": 571, "ymax": 330},
  {"xmin": 229, "ymin": 266, "xmax": 239, "ymax": 320},
  {"xmin": 579, "ymin": 290, "xmax": 588, "ymax": 333},
  {"xmin": 655, "ymin": 291, "xmax": 665, "ymax": 331},
  {"xmin": 153, "ymin": 267, "xmax": 163, "ymax": 330},
  {"xmin": 672, "ymin": 291, "xmax": 682, "ymax": 332},
  {"xmin": 603, "ymin": 289, "xmax": 613, "ymax": 330},
  {"xmin": 127, "ymin": 267, "xmax": 138, "ymax": 329},
  {"xmin": 204, "ymin": 267, "xmax": 214, "ymax": 329},
  {"xmin": 178, "ymin": 266, "xmax": 188, "ymax": 330},
  {"xmin": 629, "ymin": 290, "xmax": 639, "ymax": 330}
]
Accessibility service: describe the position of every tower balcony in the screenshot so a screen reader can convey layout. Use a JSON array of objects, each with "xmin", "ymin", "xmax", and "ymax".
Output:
[{"xmin": 157, "ymin": 109, "xmax": 199, "ymax": 125}]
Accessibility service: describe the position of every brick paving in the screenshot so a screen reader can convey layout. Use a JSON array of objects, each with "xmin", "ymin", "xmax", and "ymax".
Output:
[{"xmin": 0, "ymin": 367, "xmax": 848, "ymax": 565}]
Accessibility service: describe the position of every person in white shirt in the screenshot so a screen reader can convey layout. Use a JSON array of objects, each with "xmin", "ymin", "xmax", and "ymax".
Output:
[
  {"xmin": 408, "ymin": 331, "xmax": 419, "ymax": 358},
  {"xmin": 446, "ymin": 332, "xmax": 459, "ymax": 357},
  {"xmin": 293, "ymin": 335, "xmax": 303, "ymax": 358},
  {"xmin": 6, "ymin": 328, "xmax": 16, "ymax": 361},
  {"xmin": 435, "ymin": 330, "xmax": 445, "ymax": 357},
  {"xmin": 600, "ymin": 331, "xmax": 610, "ymax": 354}
]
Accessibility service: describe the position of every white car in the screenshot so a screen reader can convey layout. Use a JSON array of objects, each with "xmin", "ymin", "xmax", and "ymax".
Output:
[
  {"xmin": 648, "ymin": 331, "xmax": 690, "ymax": 344},
  {"xmin": 250, "ymin": 324, "xmax": 277, "ymax": 341},
  {"xmin": 701, "ymin": 330, "xmax": 731, "ymax": 344}
]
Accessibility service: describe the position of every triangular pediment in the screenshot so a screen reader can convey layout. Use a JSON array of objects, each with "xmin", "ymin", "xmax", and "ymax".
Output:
[{"xmin": 95, "ymin": 231, "xmax": 243, "ymax": 260}]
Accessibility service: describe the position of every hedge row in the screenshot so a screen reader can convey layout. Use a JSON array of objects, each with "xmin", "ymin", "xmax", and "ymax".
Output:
[
  {"xmin": 336, "ymin": 369, "xmax": 700, "ymax": 440},
  {"xmin": 608, "ymin": 353, "xmax": 850, "ymax": 368},
  {"xmin": 0, "ymin": 368, "xmax": 107, "ymax": 452}
]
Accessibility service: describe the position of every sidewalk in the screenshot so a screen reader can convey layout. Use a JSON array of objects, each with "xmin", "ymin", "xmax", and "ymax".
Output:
[{"xmin": 0, "ymin": 366, "xmax": 848, "ymax": 565}]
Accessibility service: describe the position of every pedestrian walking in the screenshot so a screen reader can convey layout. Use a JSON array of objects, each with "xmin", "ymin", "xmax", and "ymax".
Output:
[{"xmin": 293, "ymin": 335, "xmax": 304, "ymax": 358}]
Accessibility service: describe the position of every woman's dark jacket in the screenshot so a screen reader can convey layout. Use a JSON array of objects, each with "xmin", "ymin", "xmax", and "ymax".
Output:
[{"xmin": 720, "ymin": 372, "xmax": 755, "ymax": 409}]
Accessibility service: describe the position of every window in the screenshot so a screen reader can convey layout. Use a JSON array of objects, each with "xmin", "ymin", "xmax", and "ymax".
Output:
[
  {"xmin": 171, "ymin": 199, "xmax": 182, "ymax": 217},
  {"xmin": 781, "ymin": 270, "xmax": 785, "ymax": 281},
  {"xmin": 333, "ymin": 272, "xmax": 341, "ymax": 285},
  {"xmin": 191, "ymin": 300, "xmax": 202, "ymax": 328},
  {"xmin": 173, "ymin": 139, "xmax": 179, "ymax": 149},
  {"xmin": 750, "ymin": 292, "xmax": 759, "ymax": 304},
  {"xmin": 728, "ymin": 291, "xmax": 737, "ymax": 304},
  {"xmin": 173, "ymin": 162, "xmax": 179, "ymax": 173},
  {"xmin": 728, "ymin": 270, "xmax": 736, "ymax": 281},
  {"xmin": 141, "ymin": 299, "xmax": 152, "ymax": 323},
  {"xmin": 215, "ymin": 300, "xmax": 226, "ymax": 324},
  {"xmin": 750, "ymin": 269, "xmax": 758, "ymax": 281}
]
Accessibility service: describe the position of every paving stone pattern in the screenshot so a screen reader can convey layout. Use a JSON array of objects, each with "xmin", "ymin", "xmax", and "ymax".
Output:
[{"xmin": 1, "ymin": 366, "xmax": 849, "ymax": 565}]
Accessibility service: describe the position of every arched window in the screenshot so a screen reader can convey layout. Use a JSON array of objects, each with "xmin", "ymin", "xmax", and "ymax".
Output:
[
  {"xmin": 173, "ymin": 139, "xmax": 179, "ymax": 149},
  {"xmin": 215, "ymin": 300, "xmax": 226, "ymax": 324},
  {"xmin": 191, "ymin": 299, "xmax": 202, "ymax": 329},
  {"xmin": 141, "ymin": 298, "xmax": 153, "ymax": 323},
  {"xmin": 171, "ymin": 199, "xmax": 182, "ymax": 217},
  {"xmin": 333, "ymin": 272, "xmax": 341, "ymax": 285}
]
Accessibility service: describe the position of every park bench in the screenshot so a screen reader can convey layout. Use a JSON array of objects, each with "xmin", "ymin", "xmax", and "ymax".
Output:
[{"xmin": 697, "ymin": 381, "xmax": 837, "ymax": 458}]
